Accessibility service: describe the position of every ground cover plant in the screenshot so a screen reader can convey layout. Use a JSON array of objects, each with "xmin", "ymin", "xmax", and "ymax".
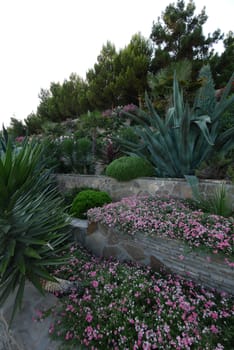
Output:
[
  {"xmin": 38, "ymin": 244, "xmax": 234, "ymax": 349},
  {"xmin": 87, "ymin": 195, "xmax": 234, "ymax": 259}
]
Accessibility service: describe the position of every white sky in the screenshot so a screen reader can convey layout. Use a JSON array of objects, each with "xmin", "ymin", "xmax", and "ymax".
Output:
[{"xmin": 0, "ymin": 0, "xmax": 233, "ymax": 127}]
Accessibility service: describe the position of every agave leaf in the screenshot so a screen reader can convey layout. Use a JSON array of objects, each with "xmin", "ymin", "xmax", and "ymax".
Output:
[
  {"xmin": 8, "ymin": 239, "xmax": 16, "ymax": 257},
  {"xmin": 193, "ymin": 115, "xmax": 214, "ymax": 145},
  {"xmin": 0, "ymin": 255, "xmax": 11, "ymax": 277},
  {"xmin": 0, "ymin": 269, "xmax": 19, "ymax": 306},
  {"xmin": 215, "ymin": 126, "xmax": 234, "ymax": 155},
  {"xmin": 184, "ymin": 175, "xmax": 200, "ymax": 201},
  {"xmin": 24, "ymin": 247, "xmax": 42, "ymax": 259},
  {"xmin": 9, "ymin": 276, "xmax": 26, "ymax": 325},
  {"xmin": 17, "ymin": 238, "xmax": 47, "ymax": 245},
  {"xmin": 173, "ymin": 71, "xmax": 184, "ymax": 126},
  {"xmin": 17, "ymin": 254, "xmax": 26, "ymax": 275},
  {"xmin": 33, "ymin": 266, "xmax": 57, "ymax": 282},
  {"xmin": 27, "ymin": 273, "xmax": 45, "ymax": 295}
]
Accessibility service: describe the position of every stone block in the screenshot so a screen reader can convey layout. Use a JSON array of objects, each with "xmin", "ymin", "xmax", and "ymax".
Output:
[
  {"xmin": 108, "ymin": 231, "xmax": 121, "ymax": 244},
  {"xmin": 150, "ymin": 255, "xmax": 171, "ymax": 274},
  {"xmin": 121, "ymin": 243, "xmax": 145, "ymax": 261},
  {"xmin": 85, "ymin": 232, "xmax": 106, "ymax": 257},
  {"xmin": 103, "ymin": 246, "xmax": 128, "ymax": 261},
  {"xmin": 87, "ymin": 222, "xmax": 98, "ymax": 235}
]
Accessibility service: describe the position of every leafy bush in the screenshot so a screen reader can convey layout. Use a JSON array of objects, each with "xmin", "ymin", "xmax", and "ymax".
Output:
[
  {"xmin": 0, "ymin": 130, "xmax": 70, "ymax": 323},
  {"xmin": 70, "ymin": 190, "xmax": 112, "ymax": 219},
  {"xmin": 62, "ymin": 187, "xmax": 98, "ymax": 212},
  {"xmin": 105, "ymin": 156, "xmax": 155, "ymax": 181}
]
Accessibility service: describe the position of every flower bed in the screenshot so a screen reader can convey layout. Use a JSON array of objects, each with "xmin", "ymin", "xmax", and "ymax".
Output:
[
  {"xmin": 40, "ymin": 245, "xmax": 234, "ymax": 350},
  {"xmin": 87, "ymin": 195, "xmax": 234, "ymax": 258}
]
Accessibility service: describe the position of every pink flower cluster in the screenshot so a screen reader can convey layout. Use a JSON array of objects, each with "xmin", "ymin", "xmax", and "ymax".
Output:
[
  {"xmin": 87, "ymin": 195, "xmax": 234, "ymax": 256},
  {"xmin": 40, "ymin": 244, "xmax": 234, "ymax": 350}
]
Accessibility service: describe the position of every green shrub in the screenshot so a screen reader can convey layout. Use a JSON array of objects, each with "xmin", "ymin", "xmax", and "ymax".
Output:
[
  {"xmin": 70, "ymin": 190, "xmax": 112, "ymax": 219},
  {"xmin": 62, "ymin": 187, "xmax": 99, "ymax": 211},
  {"xmin": 105, "ymin": 156, "xmax": 156, "ymax": 181}
]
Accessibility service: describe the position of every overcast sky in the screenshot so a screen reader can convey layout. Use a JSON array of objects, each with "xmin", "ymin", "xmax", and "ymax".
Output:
[{"xmin": 0, "ymin": 0, "xmax": 233, "ymax": 127}]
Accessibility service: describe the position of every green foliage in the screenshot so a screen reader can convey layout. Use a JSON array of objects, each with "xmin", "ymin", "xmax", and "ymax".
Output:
[
  {"xmin": 219, "ymin": 96, "xmax": 234, "ymax": 132},
  {"xmin": 227, "ymin": 164, "xmax": 234, "ymax": 183},
  {"xmin": 7, "ymin": 118, "xmax": 27, "ymax": 139},
  {"xmin": 70, "ymin": 190, "xmax": 112, "ymax": 219},
  {"xmin": 150, "ymin": 0, "xmax": 223, "ymax": 77},
  {"xmin": 0, "ymin": 131, "xmax": 70, "ymax": 323},
  {"xmin": 105, "ymin": 156, "xmax": 155, "ymax": 181},
  {"xmin": 210, "ymin": 31, "xmax": 234, "ymax": 88},
  {"xmin": 86, "ymin": 41, "xmax": 118, "ymax": 110},
  {"xmin": 86, "ymin": 35, "xmax": 152, "ymax": 110},
  {"xmin": 195, "ymin": 152, "xmax": 234, "ymax": 180},
  {"xmin": 116, "ymin": 127, "xmax": 140, "ymax": 145},
  {"xmin": 114, "ymin": 33, "xmax": 152, "ymax": 106},
  {"xmin": 185, "ymin": 175, "xmax": 233, "ymax": 217},
  {"xmin": 24, "ymin": 113, "xmax": 45, "ymax": 135},
  {"xmin": 119, "ymin": 66, "xmax": 234, "ymax": 178},
  {"xmin": 148, "ymin": 60, "xmax": 201, "ymax": 113},
  {"xmin": 62, "ymin": 187, "xmax": 95, "ymax": 211},
  {"xmin": 56, "ymin": 137, "xmax": 94, "ymax": 174},
  {"xmin": 97, "ymin": 139, "xmax": 121, "ymax": 167},
  {"xmin": 37, "ymin": 74, "xmax": 90, "ymax": 122}
]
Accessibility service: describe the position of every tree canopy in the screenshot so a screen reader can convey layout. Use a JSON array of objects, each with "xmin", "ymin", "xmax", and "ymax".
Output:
[{"xmin": 150, "ymin": 0, "xmax": 223, "ymax": 77}]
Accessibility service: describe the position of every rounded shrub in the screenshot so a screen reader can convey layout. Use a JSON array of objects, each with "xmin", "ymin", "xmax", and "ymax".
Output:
[
  {"xmin": 70, "ymin": 189, "xmax": 112, "ymax": 219},
  {"xmin": 63, "ymin": 187, "xmax": 95, "ymax": 211},
  {"xmin": 105, "ymin": 156, "xmax": 155, "ymax": 181}
]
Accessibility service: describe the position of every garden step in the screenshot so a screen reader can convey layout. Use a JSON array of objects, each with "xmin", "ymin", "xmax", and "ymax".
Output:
[{"xmin": 0, "ymin": 283, "xmax": 60, "ymax": 350}]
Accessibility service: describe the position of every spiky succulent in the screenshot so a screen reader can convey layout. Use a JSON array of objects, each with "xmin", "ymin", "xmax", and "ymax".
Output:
[
  {"xmin": 119, "ymin": 66, "xmax": 234, "ymax": 178},
  {"xmin": 0, "ymin": 131, "xmax": 71, "ymax": 323}
]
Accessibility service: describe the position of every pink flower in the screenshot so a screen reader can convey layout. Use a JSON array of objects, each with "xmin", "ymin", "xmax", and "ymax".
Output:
[
  {"xmin": 154, "ymin": 285, "xmax": 160, "ymax": 292},
  {"xmin": 92, "ymin": 280, "xmax": 99, "ymax": 288},
  {"xmin": 65, "ymin": 331, "xmax": 73, "ymax": 340},
  {"xmin": 225, "ymin": 258, "xmax": 234, "ymax": 268},
  {"xmin": 210, "ymin": 325, "xmax": 219, "ymax": 334},
  {"xmin": 211, "ymin": 311, "xmax": 218, "ymax": 320},
  {"xmin": 85, "ymin": 313, "xmax": 93, "ymax": 323},
  {"xmin": 89, "ymin": 271, "xmax": 97, "ymax": 277}
]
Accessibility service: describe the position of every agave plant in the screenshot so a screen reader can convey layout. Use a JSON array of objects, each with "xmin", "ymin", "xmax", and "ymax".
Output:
[
  {"xmin": 0, "ymin": 130, "xmax": 71, "ymax": 323},
  {"xmin": 120, "ymin": 65, "xmax": 234, "ymax": 178}
]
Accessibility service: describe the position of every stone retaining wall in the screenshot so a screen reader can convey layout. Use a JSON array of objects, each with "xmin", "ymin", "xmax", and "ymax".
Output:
[
  {"xmin": 56, "ymin": 174, "xmax": 234, "ymax": 206},
  {"xmin": 72, "ymin": 220, "xmax": 234, "ymax": 295}
]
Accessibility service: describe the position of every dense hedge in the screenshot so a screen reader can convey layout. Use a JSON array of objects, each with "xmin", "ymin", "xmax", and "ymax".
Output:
[
  {"xmin": 70, "ymin": 189, "xmax": 112, "ymax": 219},
  {"xmin": 105, "ymin": 156, "xmax": 155, "ymax": 181}
]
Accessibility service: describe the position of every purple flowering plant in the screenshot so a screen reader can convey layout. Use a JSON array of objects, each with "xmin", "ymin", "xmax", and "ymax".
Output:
[
  {"xmin": 38, "ymin": 244, "xmax": 234, "ymax": 349},
  {"xmin": 87, "ymin": 196, "xmax": 234, "ymax": 258}
]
